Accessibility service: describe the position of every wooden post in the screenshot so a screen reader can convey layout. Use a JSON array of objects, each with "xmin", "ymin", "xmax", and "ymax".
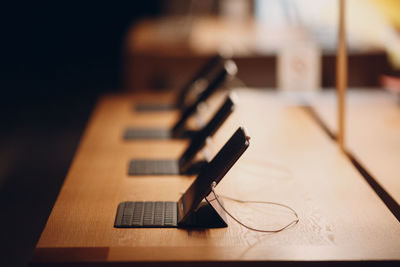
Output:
[{"xmin": 337, "ymin": 0, "xmax": 347, "ymax": 151}]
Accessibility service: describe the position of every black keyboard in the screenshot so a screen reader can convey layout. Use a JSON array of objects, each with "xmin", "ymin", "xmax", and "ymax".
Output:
[
  {"xmin": 135, "ymin": 103, "xmax": 176, "ymax": 112},
  {"xmin": 129, "ymin": 159, "xmax": 180, "ymax": 175},
  {"xmin": 124, "ymin": 128, "xmax": 171, "ymax": 139},
  {"xmin": 115, "ymin": 201, "xmax": 178, "ymax": 227}
]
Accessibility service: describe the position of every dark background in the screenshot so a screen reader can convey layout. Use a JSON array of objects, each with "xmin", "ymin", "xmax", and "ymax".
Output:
[{"xmin": 0, "ymin": 2, "xmax": 161, "ymax": 266}]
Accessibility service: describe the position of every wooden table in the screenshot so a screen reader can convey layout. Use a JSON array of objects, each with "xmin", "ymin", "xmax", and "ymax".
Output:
[
  {"xmin": 310, "ymin": 89, "xmax": 400, "ymax": 207},
  {"xmin": 124, "ymin": 17, "xmax": 391, "ymax": 91},
  {"xmin": 31, "ymin": 89, "xmax": 400, "ymax": 266}
]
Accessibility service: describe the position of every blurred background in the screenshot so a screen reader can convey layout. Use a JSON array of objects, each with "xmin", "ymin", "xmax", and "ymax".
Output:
[{"xmin": 0, "ymin": 0, "xmax": 399, "ymax": 266}]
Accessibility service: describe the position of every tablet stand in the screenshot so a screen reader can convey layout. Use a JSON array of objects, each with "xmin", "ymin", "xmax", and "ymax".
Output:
[{"xmin": 178, "ymin": 198, "xmax": 228, "ymax": 228}]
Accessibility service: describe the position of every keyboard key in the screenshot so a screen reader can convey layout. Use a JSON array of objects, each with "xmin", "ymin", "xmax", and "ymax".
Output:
[
  {"xmin": 115, "ymin": 201, "xmax": 178, "ymax": 227},
  {"xmin": 124, "ymin": 129, "xmax": 171, "ymax": 139},
  {"xmin": 129, "ymin": 160, "xmax": 179, "ymax": 175}
]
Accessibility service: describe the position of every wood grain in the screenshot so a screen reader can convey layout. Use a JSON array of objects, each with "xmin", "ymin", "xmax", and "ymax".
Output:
[{"xmin": 32, "ymin": 90, "xmax": 400, "ymax": 265}]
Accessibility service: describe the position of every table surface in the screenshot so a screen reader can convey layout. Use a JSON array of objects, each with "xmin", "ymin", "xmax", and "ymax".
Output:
[
  {"xmin": 310, "ymin": 89, "xmax": 400, "ymax": 206},
  {"xmin": 126, "ymin": 16, "xmax": 385, "ymax": 57},
  {"xmin": 32, "ymin": 89, "xmax": 400, "ymax": 265},
  {"xmin": 126, "ymin": 16, "xmax": 287, "ymax": 57}
]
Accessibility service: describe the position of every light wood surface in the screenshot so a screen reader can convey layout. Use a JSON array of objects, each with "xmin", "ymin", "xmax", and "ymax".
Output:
[
  {"xmin": 311, "ymin": 89, "xmax": 400, "ymax": 205},
  {"xmin": 32, "ymin": 89, "xmax": 400, "ymax": 265}
]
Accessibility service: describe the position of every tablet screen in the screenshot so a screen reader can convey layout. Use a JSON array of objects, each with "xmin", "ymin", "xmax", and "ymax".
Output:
[{"xmin": 178, "ymin": 127, "xmax": 250, "ymax": 223}]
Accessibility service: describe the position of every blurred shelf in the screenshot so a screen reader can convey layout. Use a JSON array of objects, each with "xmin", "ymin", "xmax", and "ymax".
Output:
[{"xmin": 124, "ymin": 17, "xmax": 392, "ymax": 91}]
